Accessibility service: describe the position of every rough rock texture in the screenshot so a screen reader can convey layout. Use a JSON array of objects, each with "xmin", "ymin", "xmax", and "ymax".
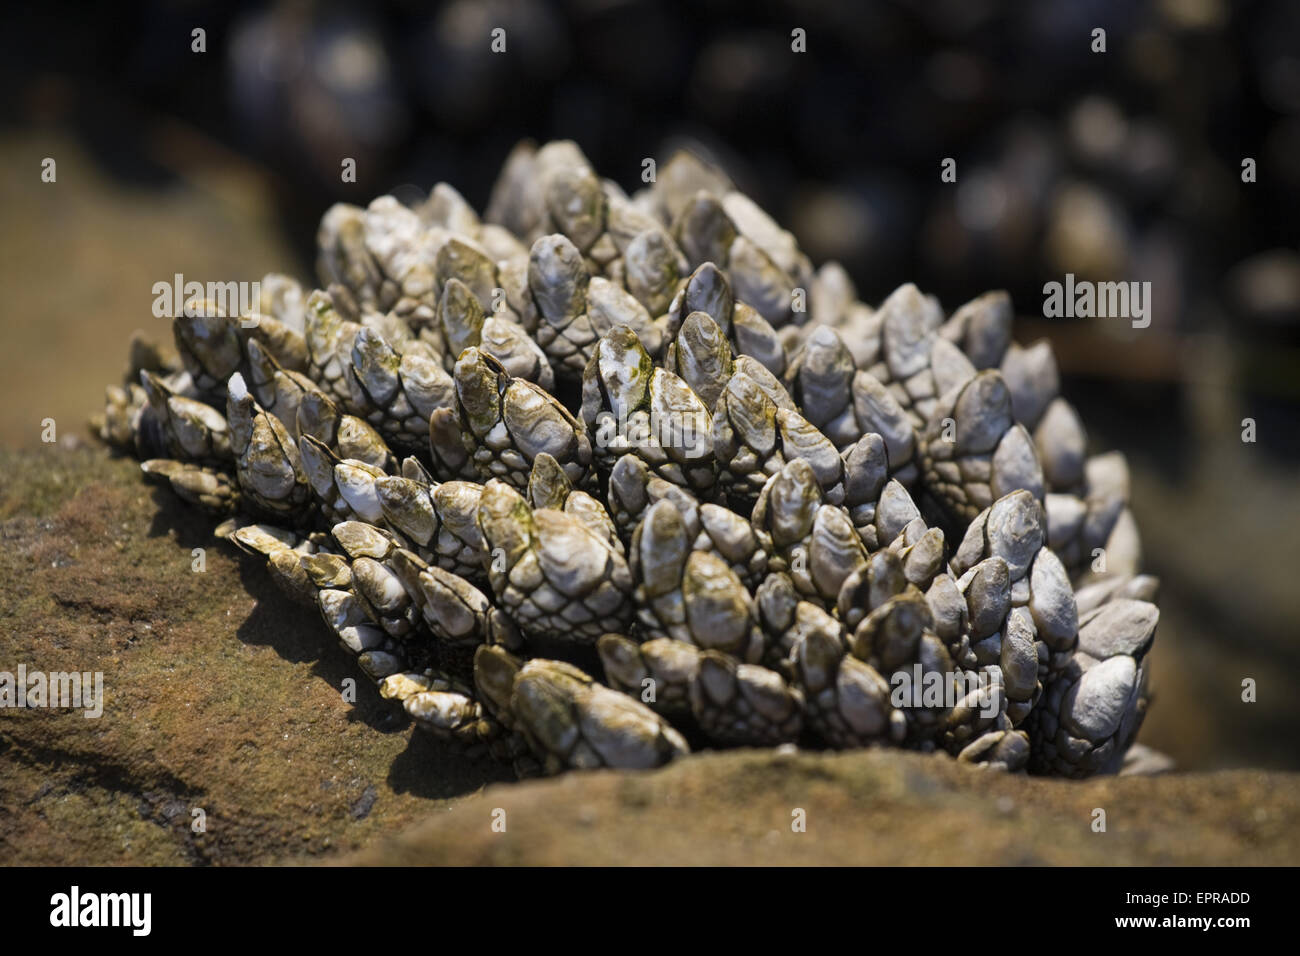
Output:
[
  {"xmin": 2, "ymin": 446, "xmax": 1297, "ymax": 865},
  {"xmin": 0, "ymin": 446, "xmax": 510, "ymax": 866},
  {"xmin": 343, "ymin": 749, "xmax": 1300, "ymax": 866}
]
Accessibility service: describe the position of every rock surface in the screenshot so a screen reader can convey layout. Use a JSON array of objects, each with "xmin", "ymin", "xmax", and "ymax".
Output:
[
  {"xmin": 1, "ymin": 447, "xmax": 1296, "ymax": 866},
  {"xmin": 343, "ymin": 748, "xmax": 1299, "ymax": 866}
]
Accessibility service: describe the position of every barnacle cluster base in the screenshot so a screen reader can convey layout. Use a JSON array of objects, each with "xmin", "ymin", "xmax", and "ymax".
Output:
[{"xmin": 95, "ymin": 140, "xmax": 1160, "ymax": 780}]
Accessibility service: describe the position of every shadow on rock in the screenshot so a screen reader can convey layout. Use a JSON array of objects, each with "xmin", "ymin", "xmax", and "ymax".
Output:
[
  {"xmin": 387, "ymin": 728, "xmax": 515, "ymax": 800},
  {"xmin": 229, "ymin": 554, "xmax": 416, "ymax": 735},
  {"xmin": 145, "ymin": 485, "xmax": 224, "ymax": 550}
]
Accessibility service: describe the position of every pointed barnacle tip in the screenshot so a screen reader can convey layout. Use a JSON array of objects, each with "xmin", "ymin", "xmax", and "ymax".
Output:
[
  {"xmin": 607, "ymin": 324, "xmax": 640, "ymax": 350},
  {"xmin": 809, "ymin": 324, "xmax": 839, "ymax": 346},
  {"xmin": 227, "ymin": 372, "xmax": 248, "ymax": 401}
]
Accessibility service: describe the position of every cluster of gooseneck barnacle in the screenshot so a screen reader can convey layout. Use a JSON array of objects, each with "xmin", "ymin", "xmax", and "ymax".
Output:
[{"xmin": 95, "ymin": 140, "xmax": 1161, "ymax": 779}]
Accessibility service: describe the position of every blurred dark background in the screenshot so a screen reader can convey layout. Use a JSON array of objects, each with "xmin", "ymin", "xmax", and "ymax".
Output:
[{"xmin": 1, "ymin": 0, "xmax": 1297, "ymax": 771}]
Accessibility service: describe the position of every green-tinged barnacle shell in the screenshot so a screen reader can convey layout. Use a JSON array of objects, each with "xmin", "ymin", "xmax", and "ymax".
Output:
[
  {"xmin": 920, "ymin": 369, "xmax": 1044, "ymax": 527},
  {"xmin": 244, "ymin": 338, "xmax": 314, "ymax": 434},
  {"xmin": 605, "ymin": 452, "xmax": 702, "ymax": 539},
  {"xmin": 694, "ymin": 502, "xmax": 769, "ymax": 590},
  {"xmin": 625, "ymin": 228, "xmax": 685, "ymax": 317},
  {"xmin": 527, "ymin": 232, "xmax": 671, "ymax": 379},
  {"xmin": 630, "ymin": 501, "xmax": 764, "ymax": 662},
  {"xmin": 295, "ymin": 386, "xmax": 394, "ymax": 471},
  {"xmin": 297, "ymin": 435, "xmax": 388, "ymax": 526},
  {"xmin": 317, "ymin": 586, "xmax": 408, "ymax": 682},
  {"xmin": 316, "ymin": 203, "xmax": 384, "ymax": 307},
  {"xmin": 224, "ymin": 521, "xmax": 317, "ymax": 605},
  {"xmin": 477, "ymin": 304, "xmax": 555, "ymax": 392},
  {"xmin": 173, "ymin": 306, "xmax": 244, "ymax": 395},
  {"xmin": 729, "ymin": 301, "xmax": 787, "ymax": 378},
  {"xmin": 665, "ymin": 307, "xmax": 797, "ymax": 416},
  {"xmin": 597, "ymin": 634, "xmax": 701, "ymax": 716},
  {"xmin": 587, "ymin": 275, "xmax": 664, "ymax": 356},
  {"xmin": 435, "ymin": 236, "xmax": 497, "ymax": 312},
  {"xmin": 241, "ymin": 312, "xmax": 308, "ymax": 375},
  {"xmin": 581, "ymin": 325, "xmax": 715, "ymax": 493},
  {"xmin": 141, "ymin": 459, "xmax": 240, "ymax": 515},
  {"xmin": 749, "ymin": 459, "xmax": 869, "ymax": 608},
  {"xmin": 527, "ymin": 233, "xmax": 594, "ymax": 378},
  {"xmin": 673, "ymin": 195, "xmax": 738, "ymax": 271},
  {"xmin": 387, "ymin": 549, "xmax": 521, "ymax": 654},
  {"xmin": 474, "ymin": 646, "xmax": 688, "ymax": 775},
  {"xmin": 526, "ymin": 453, "xmax": 621, "ymax": 552},
  {"xmin": 223, "ymin": 515, "xmax": 422, "ymax": 680},
  {"xmin": 689, "ymin": 651, "xmax": 804, "ymax": 747},
  {"xmin": 665, "ymin": 310, "xmax": 734, "ymax": 410},
  {"xmin": 374, "ymin": 474, "xmax": 486, "ymax": 581},
  {"xmin": 427, "ymin": 406, "xmax": 479, "ymax": 480},
  {"xmin": 379, "ymin": 669, "xmax": 505, "ymax": 758},
  {"xmin": 791, "ymin": 604, "xmax": 902, "ymax": 748},
  {"xmin": 438, "ymin": 277, "xmax": 555, "ymax": 391},
  {"xmin": 788, "ymin": 324, "xmax": 941, "ymax": 473},
  {"xmin": 544, "ymin": 164, "xmax": 607, "ymax": 254},
  {"xmin": 303, "ymin": 288, "xmax": 363, "ymax": 405},
  {"xmin": 437, "ymin": 276, "xmax": 487, "ymax": 364},
  {"xmin": 364, "ymin": 196, "xmax": 441, "ymax": 305},
  {"xmin": 226, "ymin": 372, "xmax": 312, "ymax": 522},
  {"xmin": 477, "ymin": 481, "xmax": 633, "ymax": 645},
  {"xmin": 346, "ymin": 326, "xmax": 456, "ymax": 454},
  {"xmin": 323, "ymin": 521, "xmax": 423, "ymax": 641},
  {"xmin": 138, "ymin": 371, "xmax": 231, "ymax": 463},
  {"xmin": 711, "ymin": 370, "xmax": 849, "ymax": 507},
  {"xmin": 454, "ymin": 347, "xmax": 592, "ymax": 489}
]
